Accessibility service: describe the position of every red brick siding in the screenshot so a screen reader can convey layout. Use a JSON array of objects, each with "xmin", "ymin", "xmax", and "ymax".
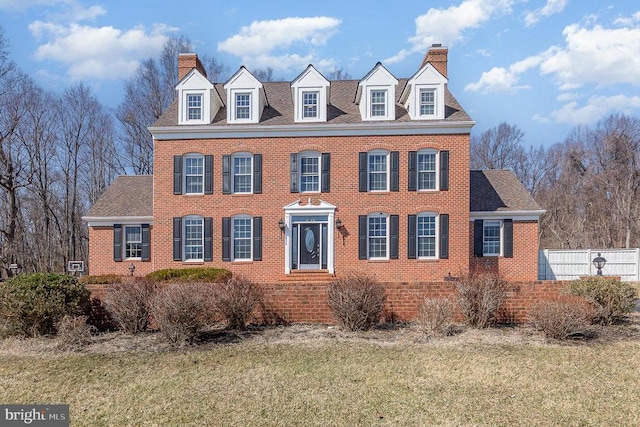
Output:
[
  {"xmin": 87, "ymin": 226, "xmax": 154, "ymax": 277},
  {"xmin": 152, "ymin": 133, "xmax": 472, "ymax": 283},
  {"xmin": 468, "ymin": 220, "xmax": 540, "ymax": 281}
]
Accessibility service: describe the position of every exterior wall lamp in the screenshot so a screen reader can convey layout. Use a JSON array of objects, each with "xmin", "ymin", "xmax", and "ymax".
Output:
[
  {"xmin": 278, "ymin": 218, "xmax": 285, "ymax": 239},
  {"xmin": 335, "ymin": 218, "xmax": 343, "ymax": 229},
  {"xmin": 592, "ymin": 253, "xmax": 606, "ymax": 276},
  {"xmin": 128, "ymin": 262, "xmax": 136, "ymax": 276}
]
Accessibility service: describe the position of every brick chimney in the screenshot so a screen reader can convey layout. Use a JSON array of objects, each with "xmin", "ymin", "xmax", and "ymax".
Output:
[
  {"xmin": 178, "ymin": 53, "xmax": 207, "ymax": 81},
  {"xmin": 421, "ymin": 44, "xmax": 448, "ymax": 78}
]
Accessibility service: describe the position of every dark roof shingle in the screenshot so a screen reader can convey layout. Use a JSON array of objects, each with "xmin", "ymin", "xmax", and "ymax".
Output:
[
  {"xmin": 470, "ymin": 170, "xmax": 542, "ymax": 212},
  {"xmin": 84, "ymin": 175, "xmax": 153, "ymax": 218}
]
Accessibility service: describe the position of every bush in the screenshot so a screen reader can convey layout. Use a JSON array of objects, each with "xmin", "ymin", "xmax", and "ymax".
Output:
[
  {"xmin": 563, "ymin": 277, "xmax": 637, "ymax": 325},
  {"xmin": 0, "ymin": 273, "xmax": 90, "ymax": 337},
  {"xmin": 56, "ymin": 315, "xmax": 94, "ymax": 350},
  {"xmin": 529, "ymin": 297, "xmax": 596, "ymax": 340},
  {"xmin": 104, "ymin": 278, "xmax": 156, "ymax": 334},
  {"xmin": 326, "ymin": 272, "xmax": 386, "ymax": 331},
  {"xmin": 415, "ymin": 298, "xmax": 456, "ymax": 337},
  {"xmin": 78, "ymin": 274, "xmax": 122, "ymax": 285},
  {"xmin": 149, "ymin": 283, "xmax": 214, "ymax": 345},
  {"xmin": 456, "ymin": 272, "xmax": 507, "ymax": 328},
  {"xmin": 146, "ymin": 268, "xmax": 231, "ymax": 283},
  {"xmin": 212, "ymin": 276, "xmax": 263, "ymax": 330}
]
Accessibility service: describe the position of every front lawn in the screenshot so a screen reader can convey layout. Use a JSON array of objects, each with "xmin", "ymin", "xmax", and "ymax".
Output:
[{"xmin": 1, "ymin": 323, "xmax": 639, "ymax": 426}]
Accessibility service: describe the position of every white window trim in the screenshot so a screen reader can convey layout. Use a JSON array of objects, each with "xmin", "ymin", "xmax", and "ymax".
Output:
[
  {"xmin": 370, "ymin": 89, "xmax": 387, "ymax": 118},
  {"xmin": 232, "ymin": 152, "xmax": 253, "ymax": 194},
  {"xmin": 234, "ymin": 92, "xmax": 252, "ymax": 122},
  {"xmin": 417, "ymin": 213, "xmax": 438, "ymax": 260},
  {"xmin": 232, "ymin": 215, "xmax": 252, "ymax": 262},
  {"xmin": 302, "ymin": 91, "xmax": 319, "ymax": 120},
  {"xmin": 363, "ymin": 86, "xmax": 395, "ymax": 121},
  {"xmin": 368, "ymin": 149, "xmax": 389, "ymax": 192},
  {"xmin": 299, "ymin": 151, "xmax": 321, "ymax": 193},
  {"xmin": 409, "ymin": 83, "xmax": 444, "ymax": 120},
  {"xmin": 483, "ymin": 219, "xmax": 503, "ymax": 257},
  {"xmin": 183, "ymin": 215, "xmax": 204, "ymax": 262},
  {"xmin": 367, "ymin": 213, "xmax": 389, "ymax": 260},
  {"xmin": 181, "ymin": 90, "xmax": 207, "ymax": 125},
  {"xmin": 124, "ymin": 225, "xmax": 142, "ymax": 260},
  {"xmin": 417, "ymin": 149, "xmax": 439, "ymax": 192},
  {"xmin": 419, "ymin": 88, "xmax": 436, "ymax": 118},
  {"xmin": 183, "ymin": 153, "xmax": 204, "ymax": 195}
]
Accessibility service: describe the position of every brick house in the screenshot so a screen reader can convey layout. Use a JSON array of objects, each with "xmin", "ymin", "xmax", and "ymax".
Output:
[{"xmin": 84, "ymin": 45, "xmax": 544, "ymax": 284}]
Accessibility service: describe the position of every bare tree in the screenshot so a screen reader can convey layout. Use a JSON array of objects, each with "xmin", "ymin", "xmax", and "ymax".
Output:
[
  {"xmin": 471, "ymin": 122, "xmax": 526, "ymax": 170},
  {"xmin": 328, "ymin": 67, "xmax": 352, "ymax": 80}
]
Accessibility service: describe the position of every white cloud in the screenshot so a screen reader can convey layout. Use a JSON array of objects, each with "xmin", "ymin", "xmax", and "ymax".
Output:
[
  {"xmin": 30, "ymin": 22, "xmax": 175, "ymax": 80},
  {"xmin": 218, "ymin": 17, "xmax": 340, "ymax": 72},
  {"xmin": 0, "ymin": 0, "xmax": 104, "ymax": 21},
  {"xmin": 465, "ymin": 51, "xmax": 548, "ymax": 93},
  {"xmin": 0, "ymin": 0, "xmax": 65, "ymax": 11},
  {"xmin": 385, "ymin": 0, "xmax": 514, "ymax": 64},
  {"xmin": 524, "ymin": 0, "xmax": 569, "ymax": 27},
  {"xmin": 536, "ymin": 94, "xmax": 640, "ymax": 125}
]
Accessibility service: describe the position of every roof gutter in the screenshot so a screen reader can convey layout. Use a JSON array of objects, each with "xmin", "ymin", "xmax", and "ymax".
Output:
[{"xmin": 470, "ymin": 210, "xmax": 546, "ymax": 221}]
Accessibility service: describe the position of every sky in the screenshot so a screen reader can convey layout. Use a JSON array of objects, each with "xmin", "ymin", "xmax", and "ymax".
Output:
[{"xmin": 1, "ymin": 0, "xmax": 640, "ymax": 147}]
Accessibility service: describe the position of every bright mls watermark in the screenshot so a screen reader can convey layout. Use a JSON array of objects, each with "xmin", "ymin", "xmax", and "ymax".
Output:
[{"xmin": 1, "ymin": 405, "xmax": 69, "ymax": 426}]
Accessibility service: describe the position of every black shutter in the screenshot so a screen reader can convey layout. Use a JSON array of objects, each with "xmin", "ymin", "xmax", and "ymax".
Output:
[
  {"xmin": 474, "ymin": 219, "xmax": 484, "ymax": 257},
  {"xmin": 204, "ymin": 155, "xmax": 213, "ymax": 194},
  {"xmin": 408, "ymin": 151, "xmax": 417, "ymax": 191},
  {"xmin": 222, "ymin": 155, "xmax": 231, "ymax": 194},
  {"xmin": 173, "ymin": 217, "xmax": 182, "ymax": 261},
  {"xmin": 290, "ymin": 153, "xmax": 299, "ymax": 193},
  {"xmin": 358, "ymin": 215, "xmax": 367, "ymax": 260},
  {"xmin": 321, "ymin": 153, "xmax": 330, "ymax": 193},
  {"xmin": 222, "ymin": 217, "xmax": 231, "ymax": 261},
  {"xmin": 253, "ymin": 217, "xmax": 262, "ymax": 261},
  {"xmin": 173, "ymin": 155, "xmax": 182, "ymax": 195},
  {"xmin": 440, "ymin": 150, "xmax": 449, "ymax": 191},
  {"xmin": 439, "ymin": 214, "xmax": 449, "ymax": 259},
  {"xmin": 141, "ymin": 224, "xmax": 150, "ymax": 261},
  {"xmin": 204, "ymin": 217, "xmax": 213, "ymax": 262},
  {"xmin": 358, "ymin": 152, "xmax": 367, "ymax": 192},
  {"xmin": 253, "ymin": 154, "xmax": 262, "ymax": 194},
  {"xmin": 113, "ymin": 224, "xmax": 122, "ymax": 262},
  {"xmin": 390, "ymin": 214, "xmax": 399, "ymax": 259},
  {"xmin": 390, "ymin": 151, "xmax": 399, "ymax": 192},
  {"xmin": 407, "ymin": 215, "xmax": 416, "ymax": 259},
  {"xmin": 503, "ymin": 219, "xmax": 513, "ymax": 258}
]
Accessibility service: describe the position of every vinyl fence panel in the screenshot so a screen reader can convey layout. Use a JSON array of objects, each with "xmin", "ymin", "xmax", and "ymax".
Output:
[{"xmin": 538, "ymin": 249, "xmax": 640, "ymax": 282}]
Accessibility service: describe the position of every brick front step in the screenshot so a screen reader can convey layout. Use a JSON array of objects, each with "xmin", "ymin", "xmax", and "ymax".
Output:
[{"xmin": 279, "ymin": 270, "xmax": 336, "ymax": 283}]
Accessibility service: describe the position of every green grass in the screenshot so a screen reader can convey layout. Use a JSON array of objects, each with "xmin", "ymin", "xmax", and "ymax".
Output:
[{"xmin": 1, "ymin": 340, "xmax": 639, "ymax": 426}]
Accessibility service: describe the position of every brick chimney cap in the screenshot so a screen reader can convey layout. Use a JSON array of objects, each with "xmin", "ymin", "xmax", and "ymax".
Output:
[{"xmin": 431, "ymin": 43, "xmax": 442, "ymax": 47}]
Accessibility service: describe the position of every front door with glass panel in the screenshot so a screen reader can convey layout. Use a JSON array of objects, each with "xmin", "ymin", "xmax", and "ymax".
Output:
[{"xmin": 291, "ymin": 215, "xmax": 328, "ymax": 271}]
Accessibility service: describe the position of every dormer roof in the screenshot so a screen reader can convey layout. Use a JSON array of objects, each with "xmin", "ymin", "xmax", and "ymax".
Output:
[{"xmin": 354, "ymin": 62, "xmax": 398, "ymax": 104}]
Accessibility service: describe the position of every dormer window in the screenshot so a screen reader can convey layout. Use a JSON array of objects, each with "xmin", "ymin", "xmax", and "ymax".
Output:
[
  {"xmin": 420, "ymin": 89, "xmax": 435, "ymax": 116},
  {"xmin": 235, "ymin": 93, "xmax": 251, "ymax": 120},
  {"xmin": 371, "ymin": 90, "xmax": 387, "ymax": 117},
  {"xmin": 187, "ymin": 94, "xmax": 203, "ymax": 120},
  {"xmin": 303, "ymin": 91, "xmax": 318, "ymax": 119}
]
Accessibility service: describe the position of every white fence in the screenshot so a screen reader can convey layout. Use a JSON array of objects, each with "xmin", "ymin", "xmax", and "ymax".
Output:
[{"xmin": 538, "ymin": 249, "xmax": 640, "ymax": 282}]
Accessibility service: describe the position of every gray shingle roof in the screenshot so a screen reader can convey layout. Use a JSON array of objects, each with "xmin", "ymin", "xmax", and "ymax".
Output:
[
  {"xmin": 84, "ymin": 175, "xmax": 153, "ymax": 218},
  {"xmin": 152, "ymin": 79, "xmax": 471, "ymax": 127},
  {"xmin": 470, "ymin": 170, "xmax": 542, "ymax": 212}
]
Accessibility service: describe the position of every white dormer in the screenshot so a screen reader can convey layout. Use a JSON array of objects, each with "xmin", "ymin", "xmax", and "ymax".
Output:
[
  {"xmin": 291, "ymin": 65, "xmax": 330, "ymax": 123},
  {"xmin": 176, "ymin": 68, "xmax": 222, "ymax": 125},
  {"xmin": 400, "ymin": 62, "xmax": 447, "ymax": 120},
  {"xmin": 223, "ymin": 67, "xmax": 267, "ymax": 124},
  {"xmin": 355, "ymin": 63, "xmax": 398, "ymax": 121}
]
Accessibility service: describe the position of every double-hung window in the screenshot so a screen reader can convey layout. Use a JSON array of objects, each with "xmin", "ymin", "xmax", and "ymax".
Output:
[
  {"xmin": 184, "ymin": 217, "xmax": 204, "ymax": 261},
  {"xmin": 419, "ymin": 89, "xmax": 435, "ymax": 116},
  {"xmin": 187, "ymin": 94, "xmax": 203, "ymax": 120},
  {"xmin": 300, "ymin": 153, "xmax": 320, "ymax": 192},
  {"xmin": 124, "ymin": 226, "xmax": 142, "ymax": 259},
  {"xmin": 483, "ymin": 220, "xmax": 501, "ymax": 256},
  {"xmin": 232, "ymin": 216, "xmax": 252, "ymax": 261},
  {"xmin": 235, "ymin": 93, "xmax": 251, "ymax": 120},
  {"xmin": 233, "ymin": 153, "xmax": 252, "ymax": 193},
  {"xmin": 370, "ymin": 90, "xmax": 386, "ymax": 117},
  {"xmin": 417, "ymin": 150, "xmax": 437, "ymax": 190},
  {"xmin": 368, "ymin": 151, "xmax": 388, "ymax": 191},
  {"xmin": 184, "ymin": 154, "xmax": 204, "ymax": 194},
  {"xmin": 417, "ymin": 214, "xmax": 437, "ymax": 258},
  {"xmin": 368, "ymin": 214, "xmax": 388, "ymax": 259},
  {"xmin": 302, "ymin": 91, "xmax": 318, "ymax": 119}
]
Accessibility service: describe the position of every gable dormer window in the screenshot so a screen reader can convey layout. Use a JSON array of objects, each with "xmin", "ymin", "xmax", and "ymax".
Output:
[
  {"xmin": 303, "ymin": 91, "xmax": 318, "ymax": 118},
  {"xmin": 187, "ymin": 94, "xmax": 203, "ymax": 120},
  {"xmin": 235, "ymin": 93, "xmax": 251, "ymax": 120},
  {"xmin": 371, "ymin": 90, "xmax": 387, "ymax": 117},
  {"xmin": 420, "ymin": 89, "xmax": 435, "ymax": 116}
]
